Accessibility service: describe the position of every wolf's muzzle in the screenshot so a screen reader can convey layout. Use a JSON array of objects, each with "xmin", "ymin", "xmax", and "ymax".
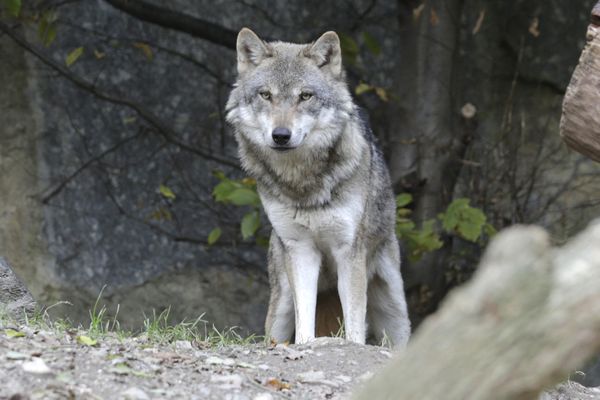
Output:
[{"xmin": 272, "ymin": 127, "xmax": 292, "ymax": 145}]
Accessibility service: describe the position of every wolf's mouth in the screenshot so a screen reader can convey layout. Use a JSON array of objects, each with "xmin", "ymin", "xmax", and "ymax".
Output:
[{"xmin": 270, "ymin": 146, "xmax": 295, "ymax": 152}]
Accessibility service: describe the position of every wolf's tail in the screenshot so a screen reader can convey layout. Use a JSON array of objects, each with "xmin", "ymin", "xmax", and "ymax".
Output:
[{"xmin": 315, "ymin": 289, "xmax": 344, "ymax": 337}]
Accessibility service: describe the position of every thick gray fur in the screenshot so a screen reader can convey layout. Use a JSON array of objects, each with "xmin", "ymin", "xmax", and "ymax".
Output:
[{"xmin": 226, "ymin": 28, "xmax": 410, "ymax": 346}]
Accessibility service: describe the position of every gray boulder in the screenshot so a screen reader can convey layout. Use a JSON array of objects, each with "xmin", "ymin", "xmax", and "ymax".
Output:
[{"xmin": 0, "ymin": 257, "xmax": 36, "ymax": 321}]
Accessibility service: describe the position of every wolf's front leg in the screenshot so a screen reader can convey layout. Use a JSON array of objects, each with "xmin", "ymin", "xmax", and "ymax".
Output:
[
  {"xmin": 284, "ymin": 241, "xmax": 321, "ymax": 344},
  {"xmin": 335, "ymin": 246, "xmax": 367, "ymax": 344}
]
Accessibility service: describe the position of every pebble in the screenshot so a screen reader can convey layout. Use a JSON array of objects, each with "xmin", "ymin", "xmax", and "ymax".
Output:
[
  {"xmin": 6, "ymin": 351, "xmax": 28, "ymax": 360},
  {"xmin": 175, "ymin": 340, "xmax": 193, "ymax": 350},
  {"xmin": 379, "ymin": 350, "xmax": 392, "ymax": 358},
  {"xmin": 252, "ymin": 394, "xmax": 274, "ymax": 400},
  {"xmin": 210, "ymin": 373, "xmax": 244, "ymax": 390},
  {"xmin": 205, "ymin": 356, "xmax": 236, "ymax": 366},
  {"xmin": 121, "ymin": 386, "xmax": 150, "ymax": 400},
  {"xmin": 297, "ymin": 370, "xmax": 326, "ymax": 382},
  {"xmin": 22, "ymin": 357, "xmax": 52, "ymax": 375}
]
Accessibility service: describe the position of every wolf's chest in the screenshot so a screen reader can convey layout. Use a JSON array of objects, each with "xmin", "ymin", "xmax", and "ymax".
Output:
[{"xmin": 262, "ymin": 191, "xmax": 365, "ymax": 249}]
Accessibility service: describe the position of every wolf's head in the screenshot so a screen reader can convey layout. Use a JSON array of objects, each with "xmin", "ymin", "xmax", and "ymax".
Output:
[{"xmin": 226, "ymin": 29, "xmax": 354, "ymax": 154}]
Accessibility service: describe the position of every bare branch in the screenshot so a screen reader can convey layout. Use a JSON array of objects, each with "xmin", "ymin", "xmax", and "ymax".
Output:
[
  {"xmin": 0, "ymin": 21, "xmax": 240, "ymax": 170},
  {"xmin": 102, "ymin": 0, "xmax": 239, "ymax": 50}
]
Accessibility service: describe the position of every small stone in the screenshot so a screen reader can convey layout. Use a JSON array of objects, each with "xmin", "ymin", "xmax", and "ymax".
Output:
[
  {"xmin": 205, "ymin": 356, "xmax": 236, "ymax": 366},
  {"xmin": 275, "ymin": 345, "xmax": 304, "ymax": 360},
  {"xmin": 379, "ymin": 350, "xmax": 392, "ymax": 358},
  {"xmin": 210, "ymin": 373, "xmax": 244, "ymax": 390},
  {"xmin": 22, "ymin": 357, "xmax": 52, "ymax": 375},
  {"xmin": 235, "ymin": 361, "xmax": 256, "ymax": 369},
  {"xmin": 252, "ymin": 393, "xmax": 274, "ymax": 400},
  {"xmin": 175, "ymin": 340, "xmax": 192, "ymax": 350},
  {"xmin": 121, "ymin": 387, "xmax": 150, "ymax": 400},
  {"xmin": 297, "ymin": 370, "xmax": 325, "ymax": 382},
  {"xmin": 6, "ymin": 351, "xmax": 28, "ymax": 360}
]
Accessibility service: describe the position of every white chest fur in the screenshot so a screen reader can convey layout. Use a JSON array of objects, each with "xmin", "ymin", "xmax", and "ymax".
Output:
[{"xmin": 262, "ymin": 188, "xmax": 365, "ymax": 252}]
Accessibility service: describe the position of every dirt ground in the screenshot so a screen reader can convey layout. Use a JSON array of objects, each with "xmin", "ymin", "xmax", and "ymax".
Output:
[
  {"xmin": 2, "ymin": 322, "xmax": 600, "ymax": 400},
  {"xmin": 0, "ymin": 325, "xmax": 392, "ymax": 400}
]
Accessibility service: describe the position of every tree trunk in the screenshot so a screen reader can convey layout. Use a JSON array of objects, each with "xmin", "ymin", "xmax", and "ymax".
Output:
[
  {"xmin": 560, "ymin": 1, "xmax": 600, "ymax": 162},
  {"xmin": 387, "ymin": 0, "xmax": 468, "ymax": 324},
  {"xmin": 353, "ymin": 221, "xmax": 600, "ymax": 400}
]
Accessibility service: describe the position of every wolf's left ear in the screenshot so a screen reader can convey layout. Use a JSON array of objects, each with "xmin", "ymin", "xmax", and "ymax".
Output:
[
  {"xmin": 305, "ymin": 31, "xmax": 342, "ymax": 77},
  {"xmin": 236, "ymin": 28, "xmax": 271, "ymax": 74}
]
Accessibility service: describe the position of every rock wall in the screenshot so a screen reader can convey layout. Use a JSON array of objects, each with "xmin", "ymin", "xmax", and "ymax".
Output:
[{"xmin": 0, "ymin": 0, "xmax": 599, "ymax": 335}]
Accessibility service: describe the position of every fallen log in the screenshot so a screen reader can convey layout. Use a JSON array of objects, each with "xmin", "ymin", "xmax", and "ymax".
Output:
[
  {"xmin": 560, "ymin": 1, "xmax": 600, "ymax": 162},
  {"xmin": 353, "ymin": 221, "xmax": 600, "ymax": 400}
]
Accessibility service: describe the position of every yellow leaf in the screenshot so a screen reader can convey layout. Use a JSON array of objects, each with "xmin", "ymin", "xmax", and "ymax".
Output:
[
  {"xmin": 266, "ymin": 378, "xmax": 291, "ymax": 391},
  {"xmin": 413, "ymin": 4, "xmax": 425, "ymax": 21},
  {"xmin": 472, "ymin": 9, "xmax": 486, "ymax": 35},
  {"xmin": 355, "ymin": 82, "xmax": 372, "ymax": 96},
  {"xmin": 529, "ymin": 17, "xmax": 540, "ymax": 37},
  {"xmin": 375, "ymin": 87, "xmax": 389, "ymax": 102},
  {"xmin": 241, "ymin": 177, "xmax": 256, "ymax": 186},
  {"xmin": 133, "ymin": 42, "xmax": 153, "ymax": 60},
  {"xmin": 159, "ymin": 184, "xmax": 176, "ymax": 200},
  {"xmin": 5, "ymin": 329, "xmax": 25, "ymax": 338},
  {"xmin": 65, "ymin": 47, "xmax": 84, "ymax": 67},
  {"xmin": 76, "ymin": 335, "xmax": 98, "ymax": 346}
]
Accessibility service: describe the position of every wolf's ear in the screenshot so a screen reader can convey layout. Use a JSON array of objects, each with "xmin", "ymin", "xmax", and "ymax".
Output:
[
  {"xmin": 305, "ymin": 31, "xmax": 342, "ymax": 77},
  {"xmin": 236, "ymin": 28, "xmax": 271, "ymax": 74}
]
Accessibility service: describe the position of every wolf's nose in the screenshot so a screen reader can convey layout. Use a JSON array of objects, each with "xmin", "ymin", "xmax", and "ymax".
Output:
[{"xmin": 272, "ymin": 127, "xmax": 291, "ymax": 145}]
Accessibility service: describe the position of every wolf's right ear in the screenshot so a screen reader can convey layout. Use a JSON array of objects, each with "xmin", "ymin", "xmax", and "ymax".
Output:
[{"xmin": 236, "ymin": 28, "xmax": 271, "ymax": 74}]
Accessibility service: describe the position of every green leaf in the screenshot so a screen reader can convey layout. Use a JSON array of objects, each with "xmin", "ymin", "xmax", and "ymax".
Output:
[
  {"xmin": 441, "ymin": 198, "xmax": 487, "ymax": 242},
  {"xmin": 65, "ymin": 46, "xmax": 84, "ymax": 67},
  {"xmin": 396, "ymin": 193, "xmax": 413, "ymax": 208},
  {"xmin": 159, "ymin": 184, "xmax": 176, "ymax": 200},
  {"xmin": 207, "ymin": 227, "xmax": 222, "ymax": 245},
  {"xmin": 109, "ymin": 362, "xmax": 151, "ymax": 377},
  {"xmin": 76, "ymin": 335, "xmax": 98, "ymax": 346},
  {"xmin": 355, "ymin": 82, "xmax": 372, "ymax": 96},
  {"xmin": 212, "ymin": 170, "xmax": 226, "ymax": 180},
  {"xmin": 396, "ymin": 208, "xmax": 412, "ymax": 217},
  {"xmin": 5, "ymin": 329, "xmax": 25, "ymax": 338},
  {"xmin": 483, "ymin": 223, "xmax": 497, "ymax": 237},
  {"xmin": 38, "ymin": 12, "xmax": 58, "ymax": 47},
  {"xmin": 212, "ymin": 180, "xmax": 238, "ymax": 202},
  {"xmin": 405, "ymin": 220, "xmax": 443, "ymax": 261},
  {"xmin": 362, "ymin": 31, "xmax": 381, "ymax": 55},
  {"xmin": 43, "ymin": 25, "xmax": 57, "ymax": 47},
  {"xmin": 225, "ymin": 188, "xmax": 261, "ymax": 207},
  {"xmin": 241, "ymin": 211, "xmax": 260, "ymax": 240},
  {"xmin": 4, "ymin": 0, "xmax": 21, "ymax": 17}
]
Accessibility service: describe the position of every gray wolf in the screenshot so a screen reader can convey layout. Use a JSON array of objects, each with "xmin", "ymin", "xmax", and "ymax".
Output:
[{"xmin": 225, "ymin": 28, "xmax": 411, "ymax": 347}]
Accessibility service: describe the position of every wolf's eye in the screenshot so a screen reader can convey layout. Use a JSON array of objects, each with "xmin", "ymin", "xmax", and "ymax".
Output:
[
  {"xmin": 259, "ymin": 91, "xmax": 272, "ymax": 100},
  {"xmin": 299, "ymin": 92, "xmax": 313, "ymax": 101}
]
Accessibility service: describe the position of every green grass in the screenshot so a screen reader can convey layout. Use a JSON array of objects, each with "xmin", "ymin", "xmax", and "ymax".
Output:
[{"xmin": 2, "ymin": 288, "xmax": 262, "ymax": 348}]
